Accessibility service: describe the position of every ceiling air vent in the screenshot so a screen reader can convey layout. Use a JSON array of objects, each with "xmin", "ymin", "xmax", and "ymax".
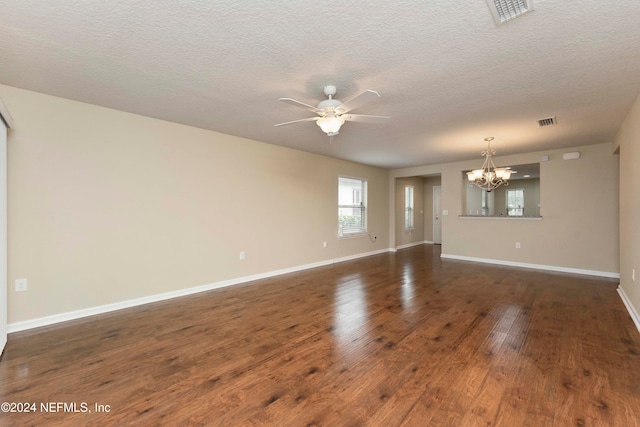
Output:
[
  {"xmin": 486, "ymin": 0, "xmax": 534, "ymax": 26},
  {"xmin": 538, "ymin": 117, "xmax": 557, "ymax": 127}
]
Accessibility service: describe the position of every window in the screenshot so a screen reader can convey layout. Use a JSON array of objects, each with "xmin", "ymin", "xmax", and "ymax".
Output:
[
  {"xmin": 405, "ymin": 185, "xmax": 414, "ymax": 229},
  {"xmin": 506, "ymin": 188, "xmax": 524, "ymax": 216},
  {"xmin": 338, "ymin": 177, "xmax": 367, "ymax": 236}
]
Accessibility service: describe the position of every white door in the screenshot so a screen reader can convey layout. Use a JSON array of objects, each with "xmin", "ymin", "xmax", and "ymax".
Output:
[
  {"xmin": 433, "ymin": 186, "xmax": 442, "ymax": 244},
  {"xmin": 0, "ymin": 117, "xmax": 7, "ymax": 355}
]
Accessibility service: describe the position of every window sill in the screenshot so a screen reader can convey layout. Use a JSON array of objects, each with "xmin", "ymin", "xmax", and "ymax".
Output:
[
  {"xmin": 458, "ymin": 215, "xmax": 542, "ymax": 220},
  {"xmin": 338, "ymin": 232, "xmax": 369, "ymax": 239}
]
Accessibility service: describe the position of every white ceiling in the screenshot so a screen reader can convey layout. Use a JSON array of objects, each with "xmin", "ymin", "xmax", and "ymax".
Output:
[{"xmin": 2, "ymin": 1, "xmax": 640, "ymax": 169}]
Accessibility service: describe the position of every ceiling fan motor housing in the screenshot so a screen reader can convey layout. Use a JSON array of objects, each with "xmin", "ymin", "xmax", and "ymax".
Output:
[
  {"xmin": 323, "ymin": 85, "xmax": 337, "ymax": 97},
  {"xmin": 317, "ymin": 98, "xmax": 342, "ymax": 112}
]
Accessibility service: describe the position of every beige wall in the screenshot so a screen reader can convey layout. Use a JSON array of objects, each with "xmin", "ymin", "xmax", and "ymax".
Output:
[
  {"xmin": 615, "ymin": 92, "xmax": 640, "ymax": 314},
  {"xmin": 391, "ymin": 142, "xmax": 619, "ymax": 274},
  {"xmin": 1, "ymin": 85, "xmax": 389, "ymax": 324}
]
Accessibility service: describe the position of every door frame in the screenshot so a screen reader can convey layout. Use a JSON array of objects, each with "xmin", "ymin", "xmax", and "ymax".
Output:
[
  {"xmin": 433, "ymin": 186, "xmax": 442, "ymax": 244},
  {"xmin": 0, "ymin": 99, "xmax": 12, "ymax": 357}
]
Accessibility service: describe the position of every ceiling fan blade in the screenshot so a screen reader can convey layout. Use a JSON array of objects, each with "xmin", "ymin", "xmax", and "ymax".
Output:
[
  {"xmin": 342, "ymin": 114, "xmax": 390, "ymax": 123},
  {"xmin": 274, "ymin": 117, "xmax": 319, "ymax": 127},
  {"xmin": 278, "ymin": 98, "xmax": 320, "ymax": 113},
  {"xmin": 335, "ymin": 90, "xmax": 381, "ymax": 114}
]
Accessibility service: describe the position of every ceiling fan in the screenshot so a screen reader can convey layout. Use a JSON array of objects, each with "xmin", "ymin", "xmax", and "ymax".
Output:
[{"xmin": 275, "ymin": 85, "xmax": 389, "ymax": 137}]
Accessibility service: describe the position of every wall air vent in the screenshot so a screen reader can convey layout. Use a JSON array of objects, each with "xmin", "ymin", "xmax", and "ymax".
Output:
[
  {"xmin": 537, "ymin": 116, "xmax": 557, "ymax": 127},
  {"xmin": 486, "ymin": 0, "xmax": 534, "ymax": 26}
]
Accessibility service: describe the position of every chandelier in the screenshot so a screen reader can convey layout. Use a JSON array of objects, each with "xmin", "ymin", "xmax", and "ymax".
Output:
[{"xmin": 466, "ymin": 137, "xmax": 511, "ymax": 192}]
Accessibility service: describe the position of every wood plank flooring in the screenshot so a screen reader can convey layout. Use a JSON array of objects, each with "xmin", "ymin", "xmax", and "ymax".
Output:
[{"xmin": 1, "ymin": 245, "xmax": 639, "ymax": 426}]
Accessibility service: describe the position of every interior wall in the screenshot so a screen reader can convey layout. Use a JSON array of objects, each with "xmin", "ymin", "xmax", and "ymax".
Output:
[
  {"xmin": 1, "ymin": 84, "xmax": 390, "ymax": 324},
  {"xmin": 394, "ymin": 176, "xmax": 425, "ymax": 247},
  {"xmin": 391, "ymin": 142, "xmax": 619, "ymax": 275},
  {"xmin": 615, "ymin": 91, "xmax": 640, "ymax": 314}
]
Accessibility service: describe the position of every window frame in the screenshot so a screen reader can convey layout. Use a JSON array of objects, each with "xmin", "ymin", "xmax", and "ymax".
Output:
[
  {"xmin": 506, "ymin": 188, "xmax": 525, "ymax": 217},
  {"xmin": 404, "ymin": 185, "xmax": 414, "ymax": 230},
  {"xmin": 338, "ymin": 176, "xmax": 368, "ymax": 238}
]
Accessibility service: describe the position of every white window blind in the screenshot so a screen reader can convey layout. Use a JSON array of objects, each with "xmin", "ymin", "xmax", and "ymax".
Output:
[
  {"xmin": 405, "ymin": 185, "xmax": 414, "ymax": 229},
  {"xmin": 338, "ymin": 177, "xmax": 367, "ymax": 236}
]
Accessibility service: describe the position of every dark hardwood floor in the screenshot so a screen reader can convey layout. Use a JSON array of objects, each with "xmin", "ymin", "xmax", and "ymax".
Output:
[{"xmin": 1, "ymin": 245, "xmax": 639, "ymax": 426}]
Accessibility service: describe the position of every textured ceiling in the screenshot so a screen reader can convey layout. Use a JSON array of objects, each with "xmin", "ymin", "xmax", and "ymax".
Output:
[{"xmin": 2, "ymin": 1, "xmax": 640, "ymax": 169}]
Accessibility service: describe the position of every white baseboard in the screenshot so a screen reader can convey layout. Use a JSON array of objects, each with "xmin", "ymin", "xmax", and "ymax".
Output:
[
  {"xmin": 8, "ymin": 248, "xmax": 394, "ymax": 334},
  {"xmin": 440, "ymin": 253, "xmax": 620, "ymax": 279},
  {"xmin": 396, "ymin": 241, "xmax": 429, "ymax": 250},
  {"xmin": 618, "ymin": 286, "xmax": 640, "ymax": 334}
]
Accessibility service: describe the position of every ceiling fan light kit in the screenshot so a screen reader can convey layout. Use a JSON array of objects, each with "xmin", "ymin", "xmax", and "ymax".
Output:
[
  {"xmin": 275, "ymin": 85, "xmax": 389, "ymax": 138},
  {"xmin": 317, "ymin": 115, "xmax": 345, "ymax": 136}
]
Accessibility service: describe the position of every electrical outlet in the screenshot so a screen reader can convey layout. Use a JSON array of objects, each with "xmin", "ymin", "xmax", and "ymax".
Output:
[
  {"xmin": 633, "ymin": 269, "xmax": 636, "ymax": 282},
  {"xmin": 239, "ymin": 251, "xmax": 245, "ymax": 260},
  {"xmin": 323, "ymin": 241, "xmax": 327, "ymax": 248},
  {"xmin": 515, "ymin": 242, "xmax": 521, "ymax": 249},
  {"xmin": 15, "ymin": 278, "xmax": 28, "ymax": 292}
]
